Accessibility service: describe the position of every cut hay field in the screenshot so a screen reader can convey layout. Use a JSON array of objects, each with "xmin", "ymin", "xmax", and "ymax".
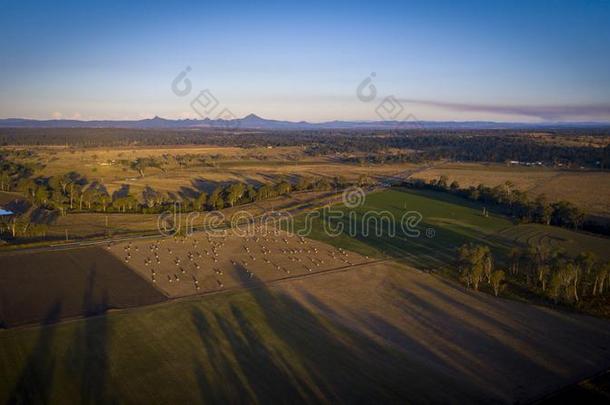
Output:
[
  {"xmin": 2, "ymin": 187, "xmax": 610, "ymax": 402},
  {"xmin": 1, "ymin": 262, "xmax": 610, "ymax": 403},
  {"xmin": 413, "ymin": 162, "xmax": 610, "ymax": 217},
  {"xmin": 0, "ymin": 227, "xmax": 372, "ymax": 327},
  {"xmin": 110, "ymin": 230, "xmax": 371, "ymax": 298}
]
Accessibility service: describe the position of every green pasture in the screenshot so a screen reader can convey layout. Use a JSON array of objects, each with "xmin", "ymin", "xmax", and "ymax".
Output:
[{"xmin": 293, "ymin": 188, "xmax": 610, "ymax": 271}]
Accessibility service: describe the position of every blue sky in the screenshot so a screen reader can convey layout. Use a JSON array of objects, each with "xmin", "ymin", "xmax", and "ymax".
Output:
[{"xmin": 1, "ymin": 0, "xmax": 610, "ymax": 122}]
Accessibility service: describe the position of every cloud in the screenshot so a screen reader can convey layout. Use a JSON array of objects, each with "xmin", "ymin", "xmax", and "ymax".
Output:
[
  {"xmin": 52, "ymin": 111, "xmax": 62, "ymax": 119},
  {"xmin": 398, "ymin": 99, "xmax": 610, "ymax": 121}
]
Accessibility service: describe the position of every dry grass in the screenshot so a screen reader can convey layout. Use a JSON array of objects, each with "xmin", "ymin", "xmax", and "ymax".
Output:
[
  {"xmin": 0, "ymin": 191, "xmax": 22, "ymax": 206},
  {"xmin": 531, "ymin": 172, "xmax": 610, "ymax": 217},
  {"xmin": 414, "ymin": 162, "xmax": 610, "ymax": 216},
  {"xmin": 4, "ymin": 145, "xmax": 418, "ymax": 196}
]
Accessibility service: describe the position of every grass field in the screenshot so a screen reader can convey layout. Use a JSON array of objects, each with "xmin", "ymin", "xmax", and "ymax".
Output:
[
  {"xmin": 294, "ymin": 187, "xmax": 610, "ymax": 275},
  {"xmin": 2, "ymin": 262, "xmax": 610, "ymax": 403},
  {"xmin": 294, "ymin": 188, "xmax": 512, "ymax": 268}
]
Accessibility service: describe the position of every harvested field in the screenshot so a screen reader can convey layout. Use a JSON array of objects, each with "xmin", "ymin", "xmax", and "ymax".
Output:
[
  {"xmin": 277, "ymin": 262, "xmax": 610, "ymax": 403},
  {"xmin": 110, "ymin": 229, "xmax": 372, "ymax": 297},
  {"xmin": 413, "ymin": 162, "xmax": 557, "ymax": 191},
  {"xmin": 531, "ymin": 172, "xmax": 610, "ymax": 217},
  {"xmin": 0, "ymin": 247, "xmax": 166, "ymax": 327},
  {"xmin": 413, "ymin": 162, "xmax": 610, "ymax": 217}
]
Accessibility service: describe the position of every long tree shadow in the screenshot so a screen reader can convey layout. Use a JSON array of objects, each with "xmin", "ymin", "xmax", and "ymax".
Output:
[
  {"xmin": 297, "ymin": 289, "xmax": 494, "ymax": 396},
  {"xmin": 64, "ymin": 265, "xmax": 116, "ymax": 404},
  {"xmin": 390, "ymin": 280, "xmax": 572, "ymax": 393},
  {"xmin": 7, "ymin": 300, "xmax": 62, "ymax": 404},
  {"xmin": 191, "ymin": 307, "xmax": 249, "ymax": 403},
  {"xmin": 412, "ymin": 278, "xmax": 610, "ymax": 371},
  {"xmin": 215, "ymin": 306, "xmax": 316, "ymax": 402},
  {"xmin": 195, "ymin": 269, "xmax": 492, "ymax": 403}
]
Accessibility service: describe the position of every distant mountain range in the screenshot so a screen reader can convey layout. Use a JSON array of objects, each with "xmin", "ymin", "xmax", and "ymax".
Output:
[{"xmin": 0, "ymin": 114, "xmax": 608, "ymax": 130}]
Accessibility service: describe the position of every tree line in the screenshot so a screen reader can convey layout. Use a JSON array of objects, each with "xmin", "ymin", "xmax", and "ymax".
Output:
[
  {"xmin": 458, "ymin": 243, "xmax": 610, "ymax": 308},
  {"xmin": 2, "ymin": 128, "xmax": 609, "ymax": 169},
  {"xmin": 0, "ymin": 158, "xmax": 369, "ymax": 239},
  {"xmin": 403, "ymin": 176, "xmax": 601, "ymax": 234}
]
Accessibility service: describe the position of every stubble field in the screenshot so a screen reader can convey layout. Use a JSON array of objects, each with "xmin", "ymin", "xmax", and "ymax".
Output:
[{"xmin": 109, "ymin": 229, "xmax": 372, "ymax": 298}]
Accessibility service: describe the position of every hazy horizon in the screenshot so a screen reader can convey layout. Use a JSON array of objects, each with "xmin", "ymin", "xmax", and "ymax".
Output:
[
  {"xmin": 3, "ymin": 112, "xmax": 610, "ymax": 125},
  {"xmin": 2, "ymin": 0, "xmax": 610, "ymax": 122}
]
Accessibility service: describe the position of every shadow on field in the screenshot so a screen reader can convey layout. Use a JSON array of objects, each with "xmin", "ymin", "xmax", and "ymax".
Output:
[
  {"xmin": 7, "ymin": 301, "xmax": 62, "ymax": 404},
  {"xmin": 191, "ymin": 178, "xmax": 223, "ymax": 194},
  {"xmin": 390, "ymin": 283, "xmax": 557, "ymax": 394},
  {"xmin": 0, "ymin": 246, "xmax": 166, "ymax": 327},
  {"xmin": 64, "ymin": 266, "xmax": 116, "ymax": 404},
  {"xmin": 6, "ymin": 267, "xmax": 116, "ymax": 404},
  {"xmin": 413, "ymin": 277, "xmax": 610, "ymax": 364},
  {"xmin": 323, "ymin": 211, "xmax": 507, "ymax": 268},
  {"xmin": 189, "ymin": 270, "xmax": 488, "ymax": 403}
]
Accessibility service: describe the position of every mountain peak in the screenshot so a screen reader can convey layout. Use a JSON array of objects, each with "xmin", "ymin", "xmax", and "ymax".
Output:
[{"xmin": 243, "ymin": 113, "xmax": 263, "ymax": 120}]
